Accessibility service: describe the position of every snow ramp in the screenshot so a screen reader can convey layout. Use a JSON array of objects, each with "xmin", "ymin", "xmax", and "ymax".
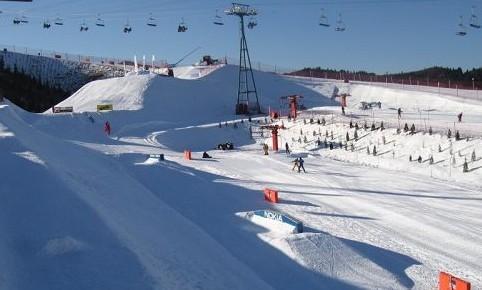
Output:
[{"xmin": 51, "ymin": 65, "xmax": 337, "ymax": 126}]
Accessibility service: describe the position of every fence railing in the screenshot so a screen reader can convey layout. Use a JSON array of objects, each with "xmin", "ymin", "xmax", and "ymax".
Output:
[{"xmin": 0, "ymin": 43, "xmax": 168, "ymax": 69}]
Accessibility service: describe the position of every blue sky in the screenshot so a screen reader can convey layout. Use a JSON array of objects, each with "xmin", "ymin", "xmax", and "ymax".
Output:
[{"xmin": 0, "ymin": 0, "xmax": 481, "ymax": 73}]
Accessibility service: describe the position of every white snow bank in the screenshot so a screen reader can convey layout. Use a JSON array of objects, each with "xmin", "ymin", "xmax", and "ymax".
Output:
[
  {"xmin": 42, "ymin": 236, "xmax": 87, "ymax": 256},
  {"xmin": 49, "ymin": 65, "xmax": 336, "ymax": 132}
]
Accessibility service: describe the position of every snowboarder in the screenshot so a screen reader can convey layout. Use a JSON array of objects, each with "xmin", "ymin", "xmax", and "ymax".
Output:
[
  {"xmin": 397, "ymin": 108, "xmax": 402, "ymax": 119},
  {"xmin": 202, "ymin": 151, "xmax": 212, "ymax": 159},
  {"xmin": 285, "ymin": 142, "xmax": 290, "ymax": 155},
  {"xmin": 263, "ymin": 143, "xmax": 269, "ymax": 155},
  {"xmin": 457, "ymin": 112, "xmax": 463, "ymax": 123},
  {"xmin": 104, "ymin": 121, "xmax": 111, "ymax": 136},
  {"xmin": 298, "ymin": 157, "xmax": 306, "ymax": 173}
]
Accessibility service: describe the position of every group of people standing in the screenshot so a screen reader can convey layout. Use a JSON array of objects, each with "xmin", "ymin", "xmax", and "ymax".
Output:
[{"xmin": 263, "ymin": 141, "xmax": 306, "ymax": 173}]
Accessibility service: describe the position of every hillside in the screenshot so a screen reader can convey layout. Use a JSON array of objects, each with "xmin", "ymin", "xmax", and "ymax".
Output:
[
  {"xmin": 0, "ymin": 62, "xmax": 69, "ymax": 112},
  {"xmin": 292, "ymin": 66, "xmax": 482, "ymax": 90},
  {"xmin": 0, "ymin": 64, "xmax": 480, "ymax": 289}
]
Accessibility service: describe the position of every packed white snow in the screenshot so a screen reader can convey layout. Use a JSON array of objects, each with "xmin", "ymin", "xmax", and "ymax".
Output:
[{"xmin": 0, "ymin": 65, "xmax": 481, "ymax": 289}]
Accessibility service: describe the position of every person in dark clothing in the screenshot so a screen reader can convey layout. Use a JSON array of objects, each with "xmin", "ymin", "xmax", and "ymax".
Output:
[
  {"xmin": 297, "ymin": 157, "xmax": 306, "ymax": 173},
  {"xmin": 104, "ymin": 121, "xmax": 111, "ymax": 135},
  {"xmin": 341, "ymin": 106, "xmax": 345, "ymax": 115},
  {"xmin": 397, "ymin": 108, "xmax": 402, "ymax": 119},
  {"xmin": 263, "ymin": 143, "xmax": 269, "ymax": 155},
  {"xmin": 457, "ymin": 112, "xmax": 463, "ymax": 123},
  {"xmin": 285, "ymin": 142, "xmax": 290, "ymax": 155},
  {"xmin": 202, "ymin": 151, "xmax": 212, "ymax": 158},
  {"xmin": 292, "ymin": 158, "xmax": 299, "ymax": 171}
]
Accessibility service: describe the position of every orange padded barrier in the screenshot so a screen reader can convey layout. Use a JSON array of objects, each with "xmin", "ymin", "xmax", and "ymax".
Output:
[
  {"xmin": 439, "ymin": 272, "xmax": 471, "ymax": 290},
  {"xmin": 263, "ymin": 188, "xmax": 279, "ymax": 203}
]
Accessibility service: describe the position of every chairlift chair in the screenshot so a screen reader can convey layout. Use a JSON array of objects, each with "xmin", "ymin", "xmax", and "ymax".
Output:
[
  {"xmin": 247, "ymin": 16, "xmax": 257, "ymax": 29},
  {"xmin": 123, "ymin": 21, "xmax": 132, "ymax": 33},
  {"xmin": 470, "ymin": 6, "xmax": 481, "ymax": 29},
  {"xmin": 456, "ymin": 16, "xmax": 467, "ymax": 36},
  {"xmin": 319, "ymin": 9, "xmax": 330, "ymax": 27},
  {"xmin": 335, "ymin": 13, "xmax": 346, "ymax": 32},
  {"xmin": 54, "ymin": 15, "xmax": 63, "ymax": 25},
  {"xmin": 43, "ymin": 20, "xmax": 51, "ymax": 29},
  {"xmin": 13, "ymin": 17, "xmax": 21, "ymax": 25},
  {"xmin": 213, "ymin": 9, "xmax": 224, "ymax": 25},
  {"xmin": 147, "ymin": 13, "xmax": 157, "ymax": 27},
  {"xmin": 80, "ymin": 21, "xmax": 89, "ymax": 32},
  {"xmin": 20, "ymin": 15, "xmax": 29, "ymax": 24},
  {"xmin": 178, "ymin": 18, "xmax": 188, "ymax": 32},
  {"xmin": 96, "ymin": 15, "xmax": 105, "ymax": 27}
]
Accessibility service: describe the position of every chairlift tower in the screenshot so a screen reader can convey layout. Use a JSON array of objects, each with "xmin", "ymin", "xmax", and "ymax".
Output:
[{"xmin": 225, "ymin": 3, "xmax": 261, "ymax": 115}]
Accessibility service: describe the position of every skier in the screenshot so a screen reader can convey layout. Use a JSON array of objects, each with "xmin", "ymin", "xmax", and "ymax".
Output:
[
  {"xmin": 397, "ymin": 108, "xmax": 402, "ymax": 119},
  {"xmin": 291, "ymin": 158, "xmax": 299, "ymax": 171},
  {"xmin": 285, "ymin": 142, "xmax": 290, "ymax": 155},
  {"xmin": 341, "ymin": 106, "xmax": 345, "ymax": 115},
  {"xmin": 263, "ymin": 143, "xmax": 269, "ymax": 155},
  {"xmin": 298, "ymin": 157, "xmax": 306, "ymax": 173},
  {"xmin": 457, "ymin": 112, "xmax": 463, "ymax": 123},
  {"xmin": 104, "ymin": 121, "xmax": 111, "ymax": 136}
]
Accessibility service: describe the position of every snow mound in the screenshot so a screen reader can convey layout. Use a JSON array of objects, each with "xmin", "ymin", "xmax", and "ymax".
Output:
[
  {"xmin": 42, "ymin": 236, "xmax": 87, "ymax": 256},
  {"xmin": 51, "ymin": 65, "xmax": 336, "ymax": 128},
  {"xmin": 54, "ymin": 73, "xmax": 154, "ymax": 112},
  {"xmin": 284, "ymin": 233, "xmax": 415, "ymax": 289},
  {"xmin": 173, "ymin": 64, "xmax": 225, "ymax": 79},
  {"xmin": 13, "ymin": 151, "xmax": 46, "ymax": 166}
]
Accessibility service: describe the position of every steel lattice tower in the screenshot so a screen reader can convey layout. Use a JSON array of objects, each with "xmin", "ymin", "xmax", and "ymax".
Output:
[{"xmin": 226, "ymin": 3, "xmax": 261, "ymax": 115}]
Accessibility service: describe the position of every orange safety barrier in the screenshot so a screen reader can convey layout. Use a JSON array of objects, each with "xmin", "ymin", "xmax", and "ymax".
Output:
[
  {"xmin": 263, "ymin": 188, "xmax": 279, "ymax": 203},
  {"xmin": 439, "ymin": 272, "xmax": 471, "ymax": 290},
  {"xmin": 184, "ymin": 150, "xmax": 192, "ymax": 160}
]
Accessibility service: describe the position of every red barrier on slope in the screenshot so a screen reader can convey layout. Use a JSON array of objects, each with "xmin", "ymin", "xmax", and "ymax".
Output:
[
  {"xmin": 263, "ymin": 188, "xmax": 279, "ymax": 203},
  {"xmin": 184, "ymin": 150, "xmax": 192, "ymax": 160},
  {"xmin": 439, "ymin": 272, "xmax": 471, "ymax": 290}
]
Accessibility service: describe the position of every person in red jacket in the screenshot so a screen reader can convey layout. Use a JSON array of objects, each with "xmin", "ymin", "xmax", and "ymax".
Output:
[{"xmin": 104, "ymin": 121, "xmax": 111, "ymax": 135}]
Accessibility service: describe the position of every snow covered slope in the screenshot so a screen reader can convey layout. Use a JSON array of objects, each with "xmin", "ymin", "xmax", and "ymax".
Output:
[
  {"xmin": 290, "ymin": 77, "xmax": 482, "ymax": 136},
  {"xmin": 0, "ymin": 101, "xmax": 272, "ymax": 290},
  {"xmin": 52, "ymin": 65, "xmax": 335, "ymax": 125},
  {"xmin": 1, "ymin": 64, "xmax": 481, "ymax": 289}
]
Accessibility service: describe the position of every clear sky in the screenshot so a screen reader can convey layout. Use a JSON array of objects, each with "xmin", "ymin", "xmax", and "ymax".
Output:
[{"xmin": 0, "ymin": 0, "xmax": 481, "ymax": 73}]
